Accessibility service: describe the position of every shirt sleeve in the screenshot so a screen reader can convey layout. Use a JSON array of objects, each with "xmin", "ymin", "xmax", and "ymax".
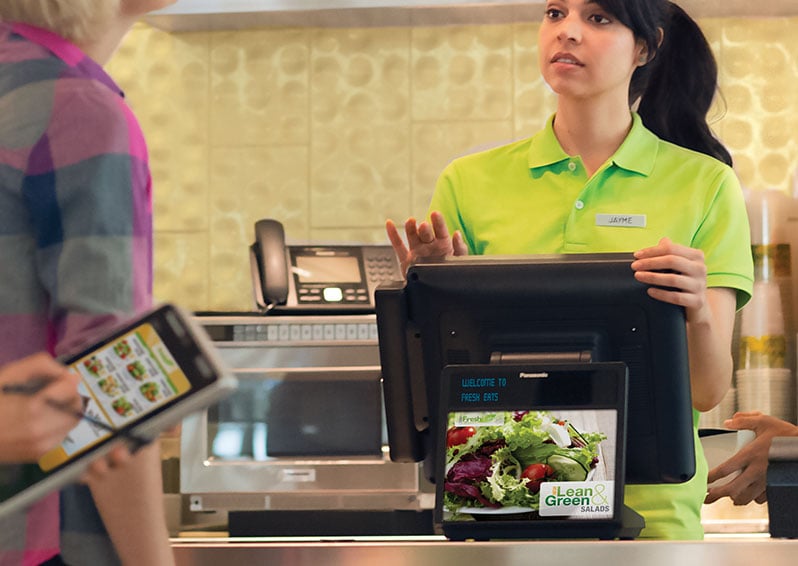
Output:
[
  {"xmin": 690, "ymin": 165, "xmax": 754, "ymax": 310},
  {"xmin": 428, "ymin": 159, "xmax": 476, "ymax": 254},
  {"xmin": 23, "ymin": 78, "xmax": 152, "ymax": 355}
]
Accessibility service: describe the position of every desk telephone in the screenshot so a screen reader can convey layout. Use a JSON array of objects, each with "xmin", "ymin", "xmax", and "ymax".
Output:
[{"xmin": 249, "ymin": 219, "xmax": 402, "ymax": 314}]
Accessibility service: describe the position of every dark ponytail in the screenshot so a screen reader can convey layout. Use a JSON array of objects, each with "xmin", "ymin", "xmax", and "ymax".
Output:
[
  {"xmin": 637, "ymin": 3, "xmax": 732, "ymax": 166},
  {"xmin": 596, "ymin": 0, "xmax": 732, "ymax": 166}
]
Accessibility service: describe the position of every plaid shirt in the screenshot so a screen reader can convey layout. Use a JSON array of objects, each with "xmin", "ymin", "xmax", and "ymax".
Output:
[{"xmin": 0, "ymin": 23, "xmax": 152, "ymax": 565}]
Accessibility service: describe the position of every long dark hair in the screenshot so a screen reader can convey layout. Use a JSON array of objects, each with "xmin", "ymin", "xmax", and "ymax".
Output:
[{"xmin": 594, "ymin": 0, "xmax": 732, "ymax": 166}]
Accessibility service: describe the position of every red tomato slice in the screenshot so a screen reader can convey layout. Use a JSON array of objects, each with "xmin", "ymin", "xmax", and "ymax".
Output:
[{"xmin": 446, "ymin": 426, "xmax": 477, "ymax": 448}]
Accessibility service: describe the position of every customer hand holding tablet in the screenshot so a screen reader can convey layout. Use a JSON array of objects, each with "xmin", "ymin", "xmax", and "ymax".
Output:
[{"xmin": 0, "ymin": 304, "xmax": 236, "ymax": 519}]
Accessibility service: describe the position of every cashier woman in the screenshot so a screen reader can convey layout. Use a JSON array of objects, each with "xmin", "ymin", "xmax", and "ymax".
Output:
[{"xmin": 387, "ymin": 0, "xmax": 754, "ymax": 539}]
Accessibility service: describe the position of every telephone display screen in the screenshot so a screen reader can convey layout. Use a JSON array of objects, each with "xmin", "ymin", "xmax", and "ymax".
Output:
[
  {"xmin": 38, "ymin": 322, "xmax": 193, "ymax": 471},
  {"xmin": 294, "ymin": 255, "xmax": 362, "ymax": 283}
]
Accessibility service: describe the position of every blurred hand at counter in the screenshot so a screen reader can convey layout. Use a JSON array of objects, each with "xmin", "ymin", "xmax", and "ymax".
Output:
[
  {"xmin": 80, "ymin": 443, "xmax": 134, "ymax": 484},
  {"xmin": 81, "ymin": 424, "xmax": 180, "ymax": 484},
  {"xmin": 705, "ymin": 411, "xmax": 798, "ymax": 506},
  {"xmin": 386, "ymin": 210, "xmax": 468, "ymax": 276}
]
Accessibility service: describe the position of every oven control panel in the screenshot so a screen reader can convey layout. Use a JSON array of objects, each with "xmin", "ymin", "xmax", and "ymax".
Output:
[{"xmin": 202, "ymin": 317, "xmax": 378, "ymax": 343}]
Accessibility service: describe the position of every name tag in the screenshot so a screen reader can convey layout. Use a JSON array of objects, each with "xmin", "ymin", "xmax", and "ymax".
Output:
[{"xmin": 595, "ymin": 214, "xmax": 646, "ymax": 228}]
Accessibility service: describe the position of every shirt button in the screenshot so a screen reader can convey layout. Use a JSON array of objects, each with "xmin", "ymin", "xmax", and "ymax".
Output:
[
  {"xmin": 575, "ymin": 200, "xmax": 584, "ymax": 210},
  {"xmin": 568, "ymin": 161, "xmax": 577, "ymax": 171}
]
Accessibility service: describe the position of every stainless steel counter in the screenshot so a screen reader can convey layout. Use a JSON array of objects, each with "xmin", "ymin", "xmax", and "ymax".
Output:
[{"xmin": 172, "ymin": 534, "xmax": 797, "ymax": 566}]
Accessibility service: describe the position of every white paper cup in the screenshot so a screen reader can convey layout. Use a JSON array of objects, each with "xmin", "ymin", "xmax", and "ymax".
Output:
[
  {"xmin": 735, "ymin": 367, "xmax": 795, "ymax": 421},
  {"xmin": 740, "ymin": 280, "xmax": 784, "ymax": 336}
]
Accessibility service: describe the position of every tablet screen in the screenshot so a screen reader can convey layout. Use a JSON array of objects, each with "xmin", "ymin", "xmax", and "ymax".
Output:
[{"xmin": 38, "ymin": 322, "xmax": 193, "ymax": 471}]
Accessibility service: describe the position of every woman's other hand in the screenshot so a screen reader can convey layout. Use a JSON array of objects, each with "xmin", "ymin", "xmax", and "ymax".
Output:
[
  {"xmin": 631, "ymin": 237, "xmax": 711, "ymax": 322},
  {"xmin": 632, "ymin": 237, "xmax": 737, "ymax": 411}
]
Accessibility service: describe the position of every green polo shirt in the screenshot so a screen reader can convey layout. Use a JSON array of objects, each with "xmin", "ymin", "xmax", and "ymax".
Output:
[{"xmin": 429, "ymin": 113, "xmax": 754, "ymax": 539}]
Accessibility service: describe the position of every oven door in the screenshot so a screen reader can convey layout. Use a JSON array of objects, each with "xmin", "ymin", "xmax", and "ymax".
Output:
[
  {"xmin": 211, "ymin": 368, "xmax": 383, "ymax": 459},
  {"xmin": 180, "ymin": 367, "xmax": 423, "ymax": 511}
]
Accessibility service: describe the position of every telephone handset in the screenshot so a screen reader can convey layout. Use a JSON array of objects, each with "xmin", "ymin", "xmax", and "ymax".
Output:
[
  {"xmin": 249, "ymin": 218, "xmax": 402, "ymax": 314},
  {"xmin": 250, "ymin": 219, "xmax": 290, "ymax": 310}
]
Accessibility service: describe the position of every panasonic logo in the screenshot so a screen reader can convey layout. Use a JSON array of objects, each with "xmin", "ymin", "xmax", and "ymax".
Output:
[{"xmin": 519, "ymin": 372, "xmax": 549, "ymax": 379}]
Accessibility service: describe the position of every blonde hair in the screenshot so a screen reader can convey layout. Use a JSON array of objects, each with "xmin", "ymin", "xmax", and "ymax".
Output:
[{"xmin": 0, "ymin": 0, "xmax": 121, "ymax": 44}]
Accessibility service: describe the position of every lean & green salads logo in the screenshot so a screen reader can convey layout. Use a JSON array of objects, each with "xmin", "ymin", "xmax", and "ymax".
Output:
[{"xmin": 539, "ymin": 481, "xmax": 614, "ymax": 518}]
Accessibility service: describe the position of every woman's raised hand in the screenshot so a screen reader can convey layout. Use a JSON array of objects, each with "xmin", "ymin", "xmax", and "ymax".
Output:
[{"xmin": 385, "ymin": 211, "xmax": 468, "ymax": 275}]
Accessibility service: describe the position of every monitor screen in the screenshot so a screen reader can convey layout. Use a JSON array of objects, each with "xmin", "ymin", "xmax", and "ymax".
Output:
[
  {"xmin": 434, "ymin": 362, "xmax": 630, "ymax": 540},
  {"xmin": 375, "ymin": 253, "xmax": 695, "ymax": 486}
]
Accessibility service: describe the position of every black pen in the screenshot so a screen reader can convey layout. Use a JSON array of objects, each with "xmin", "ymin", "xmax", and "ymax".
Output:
[{"xmin": 1, "ymin": 377, "xmax": 152, "ymax": 449}]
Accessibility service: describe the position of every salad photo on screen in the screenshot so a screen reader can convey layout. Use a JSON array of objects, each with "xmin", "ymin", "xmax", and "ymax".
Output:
[{"xmin": 442, "ymin": 410, "xmax": 612, "ymax": 519}]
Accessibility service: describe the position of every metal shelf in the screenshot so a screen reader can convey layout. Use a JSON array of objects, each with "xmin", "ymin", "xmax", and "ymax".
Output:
[{"xmin": 144, "ymin": 0, "xmax": 798, "ymax": 32}]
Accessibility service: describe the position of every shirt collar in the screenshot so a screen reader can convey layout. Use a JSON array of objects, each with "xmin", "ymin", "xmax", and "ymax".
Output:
[
  {"xmin": 9, "ymin": 22, "xmax": 123, "ymax": 97},
  {"xmin": 527, "ymin": 112, "xmax": 659, "ymax": 176}
]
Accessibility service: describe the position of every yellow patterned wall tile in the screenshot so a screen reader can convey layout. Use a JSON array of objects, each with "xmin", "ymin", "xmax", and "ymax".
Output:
[
  {"xmin": 153, "ymin": 231, "xmax": 209, "ymax": 311},
  {"xmin": 700, "ymin": 18, "xmax": 723, "ymax": 44},
  {"xmin": 151, "ymin": 144, "xmax": 210, "ymax": 232},
  {"xmin": 412, "ymin": 25, "xmax": 513, "ymax": 122},
  {"xmin": 309, "ymin": 227, "xmax": 392, "ymax": 244},
  {"xmin": 208, "ymin": 146, "xmax": 309, "ymax": 311},
  {"xmin": 310, "ymin": 27, "xmax": 411, "ymax": 229},
  {"xmin": 698, "ymin": 19, "xmax": 727, "ymax": 139},
  {"xmin": 733, "ymin": 154, "xmax": 757, "ymax": 190},
  {"xmin": 722, "ymin": 83, "xmax": 754, "ymax": 118},
  {"xmin": 762, "ymin": 110, "xmax": 793, "ymax": 150},
  {"xmin": 513, "ymin": 22, "xmax": 557, "ymax": 138},
  {"xmin": 719, "ymin": 17, "xmax": 798, "ymax": 192},
  {"xmin": 311, "ymin": 124, "xmax": 411, "ymax": 228},
  {"xmin": 110, "ymin": 25, "xmax": 211, "ymax": 232},
  {"xmin": 723, "ymin": 117, "xmax": 755, "ymax": 153},
  {"xmin": 760, "ymin": 151, "xmax": 793, "ymax": 188},
  {"xmin": 210, "ymin": 29, "xmax": 310, "ymax": 147},
  {"xmin": 411, "ymin": 121, "xmax": 514, "ymax": 216}
]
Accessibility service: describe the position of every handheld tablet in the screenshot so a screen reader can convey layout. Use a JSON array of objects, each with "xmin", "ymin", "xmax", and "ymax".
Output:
[{"xmin": 0, "ymin": 303, "xmax": 237, "ymax": 518}]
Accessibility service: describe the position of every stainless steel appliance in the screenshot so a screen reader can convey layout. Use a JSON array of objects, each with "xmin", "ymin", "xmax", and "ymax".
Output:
[{"xmin": 179, "ymin": 313, "xmax": 431, "ymax": 534}]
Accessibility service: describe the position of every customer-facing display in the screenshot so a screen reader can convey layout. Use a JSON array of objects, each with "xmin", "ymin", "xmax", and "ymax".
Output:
[{"xmin": 435, "ymin": 363, "xmax": 632, "ymax": 540}]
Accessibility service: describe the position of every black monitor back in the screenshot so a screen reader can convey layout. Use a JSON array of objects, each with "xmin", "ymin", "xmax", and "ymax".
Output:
[{"xmin": 375, "ymin": 253, "xmax": 695, "ymax": 485}]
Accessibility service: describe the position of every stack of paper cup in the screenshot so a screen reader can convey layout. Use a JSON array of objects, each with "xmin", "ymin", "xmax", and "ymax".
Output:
[
  {"xmin": 735, "ymin": 279, "xmax": 795, "ymax": 421},
  {"xmin": 745, "ymin": 187, "xmax": 797, "ymax": 424},
  {"xmin": 738, "ymin": 280, "xmax": 786, "ymax": 369},
  {"xmin": 790, "ymin": 173, "xmax": 798, "ymax": 363},
  {"xmin": 736, "ymin": 368, "xmax": 794, "ymax": 422}
]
